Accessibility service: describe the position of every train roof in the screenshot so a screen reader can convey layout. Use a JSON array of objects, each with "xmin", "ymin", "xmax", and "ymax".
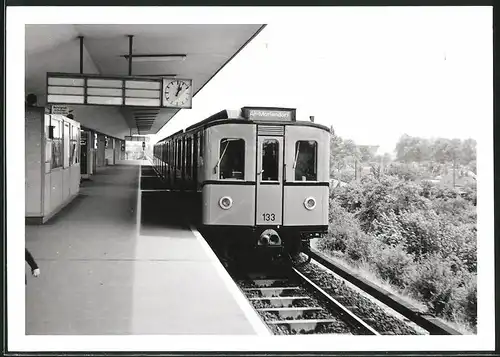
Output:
[{"xmin": 157, "ymin": 107, "xmax": 331, "ymax": 142}]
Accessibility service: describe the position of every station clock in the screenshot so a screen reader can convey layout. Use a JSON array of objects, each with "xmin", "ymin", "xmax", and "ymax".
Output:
[{"xmin": 162, "ymin": 78, "xmax": 193, "ymax": 108}]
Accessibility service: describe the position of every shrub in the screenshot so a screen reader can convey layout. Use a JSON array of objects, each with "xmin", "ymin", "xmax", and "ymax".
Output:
[
  {"xmin": 370, "ymin": 243, "xmax": 416, "ymax": 289},
  {"xmin": 386, "ymin": 162, "xmax": 421, "ymax": 181},
  {"xmin": 397, "ymin": 210, "xmax": 442, "ymax": 258},
  {"xmin": 371, "ymin": 210, "xmax": 406, "ymax": 247},
  {"xmin": 408, "ymin": 255, "xmax": 466, "ymax": 318},
  {"xmin": 344, "ymin": 229, "xmax": 375, "ymax": 262},
  {"xmin": 320, "ymin": 200, "xmax": 363, "ymax": 253},
  {"xmin": 330, "ymin": 181, "xmax": 365, "ymax": 213},
  {"xmin": 462, "ymin": 277, "xmax": 477, "ymax": 327}
]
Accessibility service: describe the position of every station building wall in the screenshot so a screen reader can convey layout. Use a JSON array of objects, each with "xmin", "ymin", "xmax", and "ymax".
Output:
[{"xmin": 25, "ymin": 107, "xmax": 81, "ymax": 224}]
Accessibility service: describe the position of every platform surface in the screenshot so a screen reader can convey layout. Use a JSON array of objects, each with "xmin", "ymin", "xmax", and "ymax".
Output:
[{"xmin": 25, "ymin": 161, "xmax": 260, "ymax": 335}]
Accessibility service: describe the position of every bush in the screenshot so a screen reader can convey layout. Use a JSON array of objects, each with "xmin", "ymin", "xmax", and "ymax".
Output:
[
  {"xmin": 371, "ymin": 210, "xmax": 406, "ymax": 247},
  {"xmin": 321, "ymin": 170, "xmax": 477, "ymax": 331},
  {"xmin": 408, "ymin": 255, "xmax": 470, "ymax": 318},
  {"xmin": 461, "ymin": 277, "xmax": 477, "ymax": 327},
  {"xmin": 321, "ymin": 200, "xmax": 376, "ymax": 262},
  {"xmin": 386, "ymin": 162, "xmax": 421, "ymax": 181},
  {"xmin": 370, "ymin": 243, "xmax": 416, "ymax": 289},
  {"xmin": 344, "ymin": 230, "xmax": 375, "ymax": 262},
  {"xmin": 330, "ymin": 181, "xmax": 365, "ymax": 213}
]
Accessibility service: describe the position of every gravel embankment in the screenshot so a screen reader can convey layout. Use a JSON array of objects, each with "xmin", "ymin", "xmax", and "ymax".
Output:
[{"xmin": 296, "ymin": 261, "xmax": 423, "ymax": 335}]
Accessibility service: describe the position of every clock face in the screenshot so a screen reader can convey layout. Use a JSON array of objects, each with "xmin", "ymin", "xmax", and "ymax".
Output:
[{"xmin": 163, "ymin": 79, "xmax": 192, "ymax": 108}]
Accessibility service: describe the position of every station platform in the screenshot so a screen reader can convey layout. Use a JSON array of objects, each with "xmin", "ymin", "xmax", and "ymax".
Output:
[{"xmin": 25, "ymin": 160, "xmax": 268, "ymax": 335}]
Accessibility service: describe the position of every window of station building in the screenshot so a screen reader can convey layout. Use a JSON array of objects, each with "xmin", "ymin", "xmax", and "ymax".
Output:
[
  {"xmin": 51, "ymin": 118, "xmax": 63, "ymax": 169},
  {"xmin": 218, "ymin": 138, "xmax": 245, "ymax": 180},
  {"xmin": 293, "ymin": 140, "xmax": 318, "ymax": 181},
  {"xmin": 262, "ymin": 139, "xmax": 279, "ymax": 181},
  {"xmin": 44, "ymin": 115, "xmax": 52, "ymax": 171},
  {"xmin": 69, "ymin": 125, "xmax": 80, "ymax": 165}
]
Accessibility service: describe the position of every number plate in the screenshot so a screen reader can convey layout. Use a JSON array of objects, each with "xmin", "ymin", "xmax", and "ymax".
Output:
[{"xmin": 262, "ymin": 213, "xmax": 276, "ymax": 222}]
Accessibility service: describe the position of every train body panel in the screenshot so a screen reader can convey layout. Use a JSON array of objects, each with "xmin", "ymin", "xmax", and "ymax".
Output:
[
  {"xmin": 202, "ymin": 184, "xmax": 255, "ymax": 225},
  {"xmin": 283, "ymin": 185, "xmax": 329, "ymax": 226}
]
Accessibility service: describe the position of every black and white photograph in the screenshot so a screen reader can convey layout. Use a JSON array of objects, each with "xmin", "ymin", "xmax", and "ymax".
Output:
[{"xmin": 5, "ymin": 5, "xmax": 495, "ymax": 353}]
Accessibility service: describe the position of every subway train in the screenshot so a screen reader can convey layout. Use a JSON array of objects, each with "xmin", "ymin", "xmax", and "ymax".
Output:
[{"xmin": 152, "ymin": 106, "xmax": 330, "ymax": 259}]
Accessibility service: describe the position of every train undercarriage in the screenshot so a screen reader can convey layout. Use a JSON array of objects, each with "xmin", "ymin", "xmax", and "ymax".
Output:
[{"xmin": 200, "ymin": 225, "xmax": 325, "ymax": 267}]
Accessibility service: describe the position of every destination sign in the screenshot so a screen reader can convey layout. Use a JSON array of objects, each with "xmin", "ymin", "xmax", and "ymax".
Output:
[{"xmin": 242, "ymin": 107, "xmax": 296, "ymax": 122}]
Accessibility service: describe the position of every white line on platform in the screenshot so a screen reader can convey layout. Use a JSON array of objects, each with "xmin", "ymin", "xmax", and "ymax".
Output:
[
  {"xmin": 136, "ymin": 164, "xmax": 142, "ymax": 237},
  {"xmin": 189, "ymin": 225, "xmax": 272, "ymax": 337}
]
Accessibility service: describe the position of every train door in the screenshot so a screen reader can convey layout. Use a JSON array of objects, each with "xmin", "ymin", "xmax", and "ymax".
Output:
[{"xmin": 256, "ymin": 136, "xmax": 283, "ymax": 225}]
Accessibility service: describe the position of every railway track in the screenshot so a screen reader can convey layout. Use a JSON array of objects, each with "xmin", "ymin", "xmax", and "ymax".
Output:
[
  {"xmin": 201, "ymin": 231, "xmax": 461, "ymax": 335},
  {"xmin": 233, "ymin": 265, "xmax": 381, "ymax": 335}
]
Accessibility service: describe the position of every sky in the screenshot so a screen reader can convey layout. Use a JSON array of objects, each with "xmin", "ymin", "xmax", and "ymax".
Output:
[{"xmin": 153, "ymin": 7, "xmax": 492, "ymax": 156}]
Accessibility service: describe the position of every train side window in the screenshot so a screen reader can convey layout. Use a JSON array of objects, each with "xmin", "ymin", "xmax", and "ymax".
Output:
[
  {"xmin": 219, "ymin": 138, "xmax": 245, "ymax": 180},
  {"xmin": 177, "ymin": 140, "xmax": 182, "ymax": 169},
  {"xmin": 262, "ymin": 139, "xmax": 279, "ymax": 181},
  {"xmin": 293, "ymin": 140, "xmax": 317, "ymax": 181},
  {"xmin": 186, "ymin": 137, "xmax": 192, "ymax": 177},
  {"xmin": 199, "ymin": 131, "xmax": 204, "ymax": 158}
]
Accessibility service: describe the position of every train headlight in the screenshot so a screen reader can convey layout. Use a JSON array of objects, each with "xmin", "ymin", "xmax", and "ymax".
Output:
[
  {"xmin": 304, "ymin": 197, "xmax": 317, "ymax": 210},
  {"xmin": 219, "ymin": 196, "xmax": 233, "ymax": 210}
]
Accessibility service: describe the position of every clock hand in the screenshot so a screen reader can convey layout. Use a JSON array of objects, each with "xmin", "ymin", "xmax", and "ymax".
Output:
[{"xmin": 176, "ymin": 84, "xmax": 182, "ymax": 97}]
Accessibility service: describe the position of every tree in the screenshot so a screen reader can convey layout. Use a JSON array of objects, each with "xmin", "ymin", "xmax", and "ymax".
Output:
[
  {"xmin": 460, "ymin": 138, "xmax": 477, "ymax": 166},
  {"xmin": 395, "ymin": 134, "xmax": 431, "ymax": 164},
  {"xmin": 329, "ymin": 134, "xmax": 361, "ymax": 177},
  {"xmin": 358, "ymin": 145, "xmax": 379, "ymax": 163}
]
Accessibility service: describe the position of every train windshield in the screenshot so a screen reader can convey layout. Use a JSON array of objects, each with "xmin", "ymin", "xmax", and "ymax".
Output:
[
  {"xmin": 294, "ymin": 140, "xmax": 317, "ymax": 181},
  {"xmin": 219, "ymin": 138, "xmax": 245, "ymax": 180}
]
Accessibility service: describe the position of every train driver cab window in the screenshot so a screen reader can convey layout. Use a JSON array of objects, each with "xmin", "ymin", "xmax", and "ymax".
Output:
[
  {"xmin": 262, "ymin": 139, "xmax": 279, "ymax": 181},
  {"xmin": 293, "ymin": 140, "xmax": 317, "ymax": 181},
  {"xmin": 218, "ymin": 138, "xmax": 245, "ymax": 180}
]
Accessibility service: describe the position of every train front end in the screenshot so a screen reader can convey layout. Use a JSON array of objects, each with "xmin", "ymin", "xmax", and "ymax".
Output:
[{"xmin": 201, "ymin": 107, "xmax": 330, "ymax": 257}]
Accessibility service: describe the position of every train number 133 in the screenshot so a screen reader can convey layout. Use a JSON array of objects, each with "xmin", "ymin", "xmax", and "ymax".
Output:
[{"xmin": 262, "ymin": 213, "xmax": 276, "ymax": 221}]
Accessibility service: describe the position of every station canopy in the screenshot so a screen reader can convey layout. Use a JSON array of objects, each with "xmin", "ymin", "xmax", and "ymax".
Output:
[{"xmin": 25, "ymin": 24, "xmax": 265, "ymax": 136}]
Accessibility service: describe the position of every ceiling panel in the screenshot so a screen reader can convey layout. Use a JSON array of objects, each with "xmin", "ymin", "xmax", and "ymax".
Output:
[{"xmin": 25, "ymin": 24, "xmax": 265, "ymax": 136}]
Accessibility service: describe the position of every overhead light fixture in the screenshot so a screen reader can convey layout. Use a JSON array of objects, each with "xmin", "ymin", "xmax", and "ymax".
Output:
[{"xmin": 122, "ymin": 54, "xmax": 187, "ymax": 63}]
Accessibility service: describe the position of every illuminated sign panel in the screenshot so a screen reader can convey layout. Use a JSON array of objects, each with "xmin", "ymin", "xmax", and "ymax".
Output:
[
  {"xmin": 242, "ymin": 107, "xmax": 296, "ymax": 122},
  {"xmin": 46, "ymin": 73, "xmax": 190, "ymax": 109}
]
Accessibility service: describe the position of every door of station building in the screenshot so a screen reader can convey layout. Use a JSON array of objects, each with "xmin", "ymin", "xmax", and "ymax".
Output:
[{"xmin": 256, "ymin": 135, "xmax": 283, "ymax": 225}]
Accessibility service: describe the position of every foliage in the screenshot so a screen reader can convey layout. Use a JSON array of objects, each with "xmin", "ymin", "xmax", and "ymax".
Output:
[
  {"xmin": 370, "ymin": 243, "xmax": 416, "ymax": 289},
  {"xmin": 385, "ymin": 162, "xmax": 422, "ymax": 181},
  {"xmin": 395, "ymin": 134, "xmax": 476, "ymax": 169},
  {"xmin": 322, "ymin": 171, "xmax": 477, "ymax": 331}
]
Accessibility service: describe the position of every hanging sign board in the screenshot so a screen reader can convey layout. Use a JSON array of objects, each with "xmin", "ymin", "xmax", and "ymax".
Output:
[
  {"xmin": 46, "ymin": 72, "xmax": 193, "ymax": 109},
  {"xmin": 51, "ymin": 104, "xmax": 69, "ymax": 115}
]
